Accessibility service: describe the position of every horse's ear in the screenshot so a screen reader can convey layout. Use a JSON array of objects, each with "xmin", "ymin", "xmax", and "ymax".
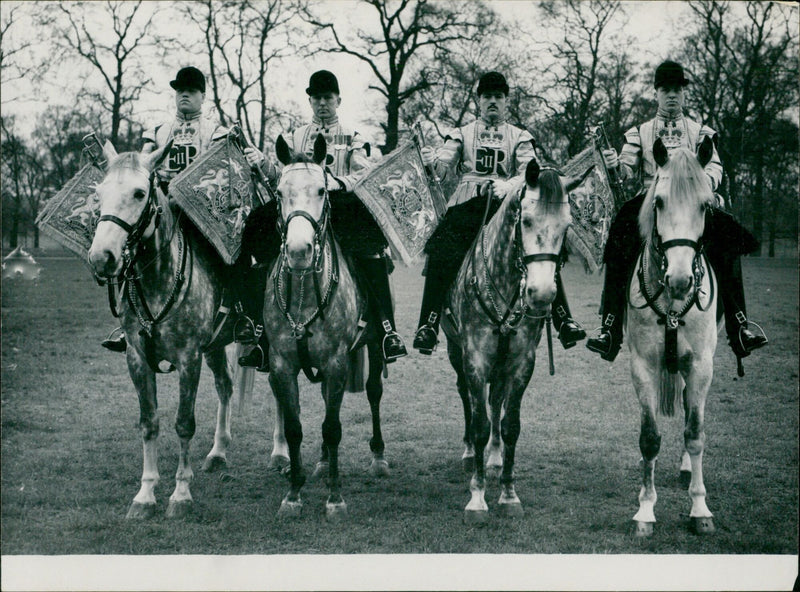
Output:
[
  {"xmin": 142, "ymin": 139, "xmax": 172, "ymax": 171},
  {"xmin": 102, "ymin": 141, "xmax": 118, "ymax": 164},
  {"xmin": 653, "ymin": 137, "xmax": 669, "ymax": 168},
  {"xmin": 697, "ymin": 135, "xmax": 713, "ymax": 168},
  {"xmin": 275, "ymin": 134, "xmax": 292, "ymax": 165},
  {"xmin": 525, "ymin": 159, "xmax": 540, "ymax": 187},
  {"xmin": 312, "ymin": 133, "xmax": 327, "ymax": 165}
]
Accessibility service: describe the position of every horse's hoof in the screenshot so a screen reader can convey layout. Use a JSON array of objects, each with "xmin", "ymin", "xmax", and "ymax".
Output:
[
  {"xmin": 278, "ymin": 498, "xmax": 303, "ymax": 519},
  {"xmin": 464, "ymin": 509, "xmax": 489, "ymax": 525},
  {"xmin": 202, "ymin": 455, "xmax": 227, "ymax": 473},
  {"xmin": 370, "ymin": 459, "xmax": 390, "ymax": 477},
  {"xmin": 498, "ymin": 501, "xmax": 524, "ymax": 517},
  {"xmin": 126, "ymin": 501, "xmax": 157, "ymax": 520},
  {"xmin": 325, "ymin": 501, "xmax": 348, "ymax": 522},
  {"xmin": 462, "ymin": 456, "xmax": 475, "ymax": 473},
  {"xmin": 690, "ymin": 516, "xmax": 716, "ymax": 535},
  {"xmin": 166, "ymin": 500, "xmax": 193, "ymax": 519},
  {"xmin": 633, "ymin": 520, "xmax": 654, "ymax": 538},
  {"xmin": 312, "ymin": 461, "xmax": 329, "ymax": 480},
  {"xmin": 269, "ymin": 455, "xmax": 290, "ymax": 473},
  {"xmin": 679, "ymin": 470, "xmax": 692, "ymax": 489}
]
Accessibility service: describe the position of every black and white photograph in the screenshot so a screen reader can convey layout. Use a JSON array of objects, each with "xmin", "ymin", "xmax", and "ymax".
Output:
[{"xmin": 1, "ymin": 1, "xmax": 797, "ymax": 590}]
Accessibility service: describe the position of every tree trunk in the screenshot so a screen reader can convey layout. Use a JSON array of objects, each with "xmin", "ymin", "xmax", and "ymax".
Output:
[
  {"xmin": 383, "ymin": 94, "xmax": 401, "ymax": 155},
  {"xmin": 752, "ymin": 156, "xmax": 764, "ymax": 257}
]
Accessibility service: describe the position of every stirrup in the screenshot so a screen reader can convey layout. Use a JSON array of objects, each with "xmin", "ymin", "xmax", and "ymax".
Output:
[
  {"xmin": 233, "ymin": 310, "xmax": 260, "ymax": 345},
  {"xmin": 382, "ymin": 325, "xmax": 408, "ymax": 363},
  {"xmin": 413, "ymin": 324, "xmax": 438, "ymax": 355},
  {"xmin": 557, "ymin": 319, "xmax": 586, "ymax": 349},
  {"xmin": 238, "ymin": 344, "xmax": 268, "ymax": 372},
  {"xmin": 586, "ymin": 328, "xmax": 620, "ymax": 362},
  {"xmin": 101, "ymin": 327, "xmax": 127, "ymax": 353},
  {"xmin": 736, "ymin": 320, "xmax": 768, "ymax": 354}
]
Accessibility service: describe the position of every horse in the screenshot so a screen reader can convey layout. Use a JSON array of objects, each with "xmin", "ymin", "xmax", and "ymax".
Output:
[
  {"xmin": 625, "ymin": 136, "xmax": 718, "ymax": 537},
  {"xmin": 442, "ymin": 160, "xmax": 576, "ymax": 523},
  {"xmin": 87, "ymin": 141, "xmax": 251, "ymax": 519},
  {"xmin": 262, "ymin": 133, "xmax": 389, "ymax": 520}
]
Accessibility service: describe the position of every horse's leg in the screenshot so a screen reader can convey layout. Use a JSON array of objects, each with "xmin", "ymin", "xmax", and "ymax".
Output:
[
  {"xmin": 270, "ymin": 369, "xmax": 305, "ymax": 518},
  {"xmin": 486, "ymin": 379, "xmax": 504, "ymax": 478},
  {"xmin": 463, "ymin": 355, "xmax": 490, "ymax": 524},
  {"xmin": 166, "ymin": 351, "xmax": 202, "ymax": 519},
  {"xmin": 323, "ymin": 361, "xmax": 349, "ymax": 521},
  {"xmin": 679, "ymin": 388, "xmax": 692, "ymax": 489},
  {"xmin": 497, "ymin": 366, "xmax": 533, "ymax": 518},
  {"xmin": 447, "ymin": 338, "xmax": 474, "ymax": 472},
  {"xmin": 631, "ymin": 356, "xmax": 661, "ymax": 537},
  {"xmin": 366, "ymin": 342, "xmax": 389, "ymax": 477},
  {"xmin": 269, "ymin": 391, "xmax": 290, "ymax": 473},
  {"xmin": 202, "ymin": 348, "xmax": 233, "ymax": 473},
  {"xmin": 684, "ymin": 362, "xmax": 715, "ymax": 535},
  {"xmin": 126, "ymin": 348, "xmax": 159, "ymax": 519}
]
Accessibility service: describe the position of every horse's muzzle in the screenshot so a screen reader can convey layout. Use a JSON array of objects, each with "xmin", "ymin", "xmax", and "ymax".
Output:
[
  {"xmin": 88, "ymin": 248, "xmax": 122, "ymax": 279},
  {"xmin": 525, "ymin": 283, "xmax": 556, "ymax": 311},
  {"xmin": 665, "ymin": 272, "xmax": 692, "ymax": 300}
]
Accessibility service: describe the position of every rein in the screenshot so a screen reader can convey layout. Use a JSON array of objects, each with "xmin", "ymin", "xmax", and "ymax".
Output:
[
  {"xmin": 633, "ymin": 207, "xmax": 715, "ymax": 373},
  {"xmin": 466, "ymin": 186, "xmax": 561, "ymax": 373},
  {"xmin": 274, "ymin": 164, "xmax": 340, "ymax": 383}
]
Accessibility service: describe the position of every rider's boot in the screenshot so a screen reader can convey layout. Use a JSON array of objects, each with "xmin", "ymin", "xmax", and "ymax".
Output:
[
  {"xmin": 101, "ymin": 326, "xmax": 127, "ymax": 352},
  {"xmin": 413, "ymin": 268, "xmax": 451, "ymax": 355},
  {"xmin": 356, "ymin": 256, "xmax": 408, "ymax": 363},
  {"xmin": 586, "ymin": 258, "xmax": 626, "ymax": 362},
  {"xmin": 551, "ymin": 271, "xmax": 586, "ymax": 349},
  {"xmin": 234, "ymin": 258, "xmax": 271, "ymax": 372},
  {"xmin": 716, "ymin": 254, "xmax": 768, "ymax": 359}
]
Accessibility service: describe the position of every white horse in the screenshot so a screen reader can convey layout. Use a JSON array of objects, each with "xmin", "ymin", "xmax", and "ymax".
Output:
[{"xmin": 626, "ymin": 136, "xmax": 718, "ymax": 536}]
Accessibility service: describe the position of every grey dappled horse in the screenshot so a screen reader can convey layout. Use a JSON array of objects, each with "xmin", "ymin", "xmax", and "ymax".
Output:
[
  {"xmin": 442, "ymin": 160, "xmax": 576, "ymax": 523},
  {"xmin": 88, "ymin": 142, "xmax": 250, "ymax": 519},
  {"xmin": 263, "ymin": 134, "xmax": 388, "ymax": 521},
  {"xmin": 625, "ymin": 136, "xmax": 719, "ymax": 537}
]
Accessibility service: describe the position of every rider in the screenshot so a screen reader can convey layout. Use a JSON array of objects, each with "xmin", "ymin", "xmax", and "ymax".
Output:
[
  {"xmin": 585, "ymin": 60, "xmax": 768, "ymax": 363},
  {"xmin": 412, "ymin": 71, "xmax": 586, "ymax": 354},
  {"xmin": 236, "ymin": 69, "xmax": 408, "ymax": 369},
  {"xmin": 101, "ymin": 66, "xmax": 271, "ymax": 352}
]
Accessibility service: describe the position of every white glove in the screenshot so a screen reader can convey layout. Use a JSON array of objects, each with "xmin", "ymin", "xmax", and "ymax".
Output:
[
  {"xmin": 325, "ymin": 175, "xmax": 345, "ymax": 192},
  {"xmin": 490, "ymin": 179, "xmax": 513, "ymax": 200},
  {"xmin": 602, "ymin": 148, "xmax": 619, "ymax": 170},
  {"xmin": 420, "ymin": 146, "xmax": 435, "ymax": 166},
  {"xmin": 244, "ymin": 147, "xmax": 266, "ymax": 168}
]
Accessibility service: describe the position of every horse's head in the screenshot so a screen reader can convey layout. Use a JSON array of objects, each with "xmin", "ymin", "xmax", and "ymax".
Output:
[
  {"xmin": 518, "ymin": 160, "xmax": 572, "ymax": 310},
  {"xmin": 275, "ymin": 133, "xmax": 330, "ymax": 271},
  {"xmin": 640, "ymin": 136, "xmax": 714, "ymax": 300},
  {"xmin": 87, "ymin": 141, "xmax": 171, "ymax": 280}
]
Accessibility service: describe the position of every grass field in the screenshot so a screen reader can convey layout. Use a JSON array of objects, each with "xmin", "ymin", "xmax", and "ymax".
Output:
[{"xmin": 1, "ymin": 251, "xmax": 798, "ymax": 560}]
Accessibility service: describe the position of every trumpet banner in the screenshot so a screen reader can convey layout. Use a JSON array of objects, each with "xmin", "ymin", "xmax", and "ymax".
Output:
[
  {"xmin": 353, "ymin": 141, "xmax": 443, "ymax": 266},
  {"xmin": 562, "ymin": 145, "xmax": 618, "ymax": 274}
]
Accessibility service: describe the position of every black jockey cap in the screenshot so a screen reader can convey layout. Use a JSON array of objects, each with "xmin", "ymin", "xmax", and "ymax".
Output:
[
  {"xmin": 306, "ymin": 70, "xmax": 340, "ymax": 96},
  {"xmin": 477, "ymin": 71, "xmax": 510, "ymax": 96},
  {"xmin": 170, "ymin": 66, "xmax": 206, "ymax": 93},
  {"xmin": 654, "ymin": 60, "xmax": 690, "ymax": 89}
]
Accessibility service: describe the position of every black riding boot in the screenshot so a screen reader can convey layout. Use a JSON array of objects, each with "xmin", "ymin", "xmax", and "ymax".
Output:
[
  {"xmin": 412, "ymin": 266, "xmax": 453, "ymax": 355},
  {"xmin": 586, "ymin": 195, "xmax": 643, "ymax": 362},
  {"xmin": 355, "ymin": 256, "xmax": 408, "ymax": 363},
  {"xmin": 101, "ymin": 326, "xmax": 127, "ymax": 352},
  {"xmin": 707, "ymin": 249, "xmax": 767, "ymax": 359},
  {"xmin": 551, "ymin": 270, "xmax": 586, "ymax": 349},
  {"xmin": 233, "ymin": 257, "xmax": 271, "ymax": 372}
]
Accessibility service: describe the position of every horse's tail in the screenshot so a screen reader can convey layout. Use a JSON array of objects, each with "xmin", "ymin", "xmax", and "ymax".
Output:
[
  {"xmin": 658, "ymin": 367, "xmax": 684, "ymax": 417},
  {"xmin": 346, "ymin": 347, "xmax": 366, "ymax": 393},
  {"xmin": 231, "ymin": 343, "xmax": 256, "ymax": 413}
]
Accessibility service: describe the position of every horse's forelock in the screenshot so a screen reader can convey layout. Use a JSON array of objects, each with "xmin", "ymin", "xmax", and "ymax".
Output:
[
  {"xmin": 108, "ymin": 152, "xmax": 142, "ymax": 172},
  {"xmin": 530, "ymin": 169, "xmax": 567, "ymax": 216},
  {"xmin": 639, "ymin": 148, "xmax": 714, "ymax": 240}
]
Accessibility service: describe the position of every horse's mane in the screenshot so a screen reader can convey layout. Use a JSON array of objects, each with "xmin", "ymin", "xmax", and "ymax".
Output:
[{"xmin": 639, "ymin": 148, "xmax": 714, "ymax": 241}]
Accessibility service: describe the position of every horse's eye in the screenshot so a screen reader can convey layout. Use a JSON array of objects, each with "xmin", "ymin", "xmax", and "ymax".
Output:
[
  {"xmin": 133, "ymin": 189, "xmax": 146, "ymax": 200},
  {"xmin": 275, "ymin": 190, "xmax": 283, "ymax": 198},
  {"xmin": 318, "ymin": 188, "xmax": 325, "ymax": 197},
  {"xmin": 654, "ymin": 196, "xmax": 664, "ymax": 210},
  {"xmin": 522, "ymin": 219, "xmax": 533, "ymax": 228}
]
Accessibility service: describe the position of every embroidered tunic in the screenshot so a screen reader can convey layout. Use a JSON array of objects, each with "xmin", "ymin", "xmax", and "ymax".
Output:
[
  {"xmin": 285, "ymin": 116, "xmax": 373, "ymax": 191},
  {"xmin": 430, "ymin": 120, "xmax": 538, "ymax": 208},
  {"xmin": 619, "ymin": 114, "xmax": 723, "ymax": 193},
  {"xmin": 143, "ymin": 110, "xmax": 227, "ymax": 184}
]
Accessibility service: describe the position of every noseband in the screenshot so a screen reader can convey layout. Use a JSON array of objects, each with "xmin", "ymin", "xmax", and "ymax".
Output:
[{"xmin": 96, "ymin": 170, "xmax": 163, "ymax": 282}]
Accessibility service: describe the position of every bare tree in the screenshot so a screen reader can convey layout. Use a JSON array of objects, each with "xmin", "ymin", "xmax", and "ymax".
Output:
[
  {"xmin": 42, "ymin": 1, "xmax": 157, "ymax": 147},
  {"xmin": 0, "ymin": 3, "xmax": 44, "ymax": 105},
  {"xmin": 303, "ymin": 0, "xmax": 495, "ymax": 153}
]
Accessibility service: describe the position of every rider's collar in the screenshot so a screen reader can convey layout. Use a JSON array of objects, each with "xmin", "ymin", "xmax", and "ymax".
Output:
[
  {"xmin": 479, "ymin": 115, "xmax": 505, "ymax": 128},
  {"xmin": 656, "ymin": 108, "xmax": 683, "ymax": 122},
  {"xmin": 312, "ymin": 115, "xmax": 339, "ymax": 130},
  {"xmin": 176, "ymin": 110, "xmax": 202, "ymax": 122}
]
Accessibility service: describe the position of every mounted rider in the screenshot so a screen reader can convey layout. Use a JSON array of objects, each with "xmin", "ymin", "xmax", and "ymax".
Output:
[
  {"xmin": 101, "ymin": 66, "xmax": 271, "ymax": 352},
  {"xmin": 586, "ymin": 60, "xmax": 767, "ymax": 363},
  {"xmin": 236, "ymin": 69, "xmax": 408, "ymax": 369},
  {"xmin": 412, "ymin": 71, "xmax": 586, "ymax": 354}
]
